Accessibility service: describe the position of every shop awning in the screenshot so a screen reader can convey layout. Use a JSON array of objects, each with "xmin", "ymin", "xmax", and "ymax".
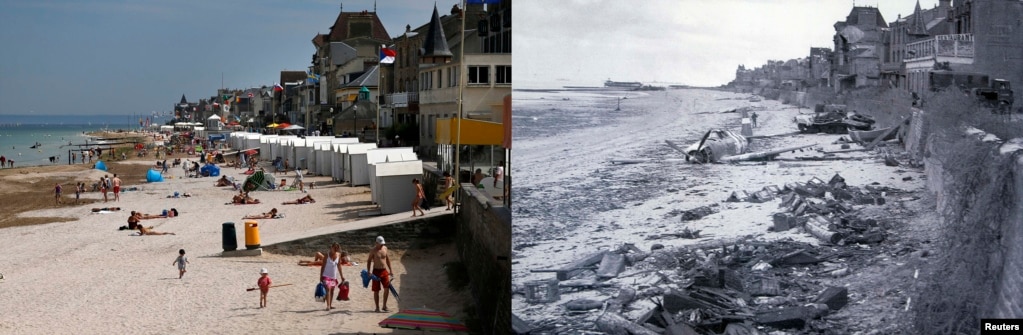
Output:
[{"xmin": 435, "ymin": 118, "xmax": 504, "ymax": 146}]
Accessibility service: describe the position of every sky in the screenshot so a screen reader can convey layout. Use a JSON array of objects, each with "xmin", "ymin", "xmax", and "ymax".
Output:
[
  {"xmin": 514, "ymin": 0, "xmax": 943, "ymax": 88},
  {"xmin": 1, "ymin": 0, "xmax": 946, "ymax": 116},
  {"xmin": 0, "ymin": 0, "xmax": 457, "ymax": 116}
]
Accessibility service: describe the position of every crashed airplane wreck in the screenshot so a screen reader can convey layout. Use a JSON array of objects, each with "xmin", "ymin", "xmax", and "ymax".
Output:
[
  {"xmin": 611, "ymin": 129, "xmax": 817, "ymax": 165},
  {"xmin": 513, "ymin": 173, "xmax": 917, "ymax": 334}
]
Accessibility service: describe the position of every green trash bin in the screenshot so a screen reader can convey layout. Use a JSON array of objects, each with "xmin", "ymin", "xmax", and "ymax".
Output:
[{"xmin": 222, "ymin": 222, "xmax": 237, "ymax": 251}]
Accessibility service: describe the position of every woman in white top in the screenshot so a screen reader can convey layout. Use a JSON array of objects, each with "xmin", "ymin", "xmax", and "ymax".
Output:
[{"xmin": 318, "ymin": 243, "xmax": 346, "ymax": 310}]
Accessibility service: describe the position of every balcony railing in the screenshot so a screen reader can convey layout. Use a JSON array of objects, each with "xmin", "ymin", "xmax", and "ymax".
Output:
[
  {"xmin": 905, "ymin": 34, "xmax": 974, "ymax": 62},
  {"xmin": 385, "ymin": 92, "xmax": 419, "ymax": 108}
]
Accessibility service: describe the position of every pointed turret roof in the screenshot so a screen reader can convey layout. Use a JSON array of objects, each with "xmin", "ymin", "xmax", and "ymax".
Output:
[
  {"xmin": 179, "ymin": 94, "xmax": 188, "ymax": 104},
  {"xmin": 420, "ymin": 5, "xmax": 453, "ymax": 63},
  {"xmin": 907, "ymin": 0, "xmax": 929, "ymax": 36}
]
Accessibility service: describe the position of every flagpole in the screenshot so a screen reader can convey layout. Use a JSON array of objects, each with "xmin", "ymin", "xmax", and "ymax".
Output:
[
  {"xmin": 377, "ymin": 45, "xmax": 381, "ymax": 147},
  {"xmin": 455, "ymin": 0, "xmax": 466, "ymax": 184}
]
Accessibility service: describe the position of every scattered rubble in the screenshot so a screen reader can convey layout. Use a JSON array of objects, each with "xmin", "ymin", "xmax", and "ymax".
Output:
[{"xmin": 514, "ymin": 174, "xmax": 921, "ymax": 334}]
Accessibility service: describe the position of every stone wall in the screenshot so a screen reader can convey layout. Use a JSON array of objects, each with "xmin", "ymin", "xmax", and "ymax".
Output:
[
  {"xmin": 920, "ymin": 129, "xmax": 1023, "ymax": 319},
  {"xmin": 993, "ymin": 154, "xmax": 1023, "ymax": 317},
  {"xmin": 455, "ymin": 185, "xmax": 511, "ymax": 334}
]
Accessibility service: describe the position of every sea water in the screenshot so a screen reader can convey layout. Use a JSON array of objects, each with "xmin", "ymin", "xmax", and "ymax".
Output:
[{"xmin": 0, "ymin": 124, "xmax": 133, "ymax": 167}]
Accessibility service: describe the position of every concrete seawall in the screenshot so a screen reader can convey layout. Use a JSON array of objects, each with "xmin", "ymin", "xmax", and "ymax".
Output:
[{"xmin": 425, "ymin": 165, "xmax": 512, "ymax": 334}]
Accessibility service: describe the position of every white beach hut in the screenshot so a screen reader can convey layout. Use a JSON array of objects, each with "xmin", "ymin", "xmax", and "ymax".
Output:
[
  {"xmin": 374, "ymin": 160, "xmax": 425, "ymax": 215},
  {"xmin": 345, "ymin": 143, "xmax": 378, "ymax": 186},
  {"xmin": 259, "ymin": 135, "xmax": 279, "ymax": 160},
  {"xmin": 367, "ymin": 148, "xmax": 417, "ymax": 204}
]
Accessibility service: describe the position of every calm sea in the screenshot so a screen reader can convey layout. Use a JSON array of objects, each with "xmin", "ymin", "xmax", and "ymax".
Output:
[{"xmin": 0, "ymin": 124, "xmax": 135, "ymax": 167}]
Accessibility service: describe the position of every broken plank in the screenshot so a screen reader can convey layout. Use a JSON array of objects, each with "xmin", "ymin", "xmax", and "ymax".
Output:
[
  {"xmin": 556, "ymin": 251, "xmax": 607, "ymax": 281},
  {"xmin": 814, "ymin": 286, "xmax": 849, "ymax": 311},
  {"xmin": 595, "ymin": 311, "xmax": 660, "ymax": 335},
  {"xmin": 596, "ymin": 253, "xmax": 627, "ymax": 279}
]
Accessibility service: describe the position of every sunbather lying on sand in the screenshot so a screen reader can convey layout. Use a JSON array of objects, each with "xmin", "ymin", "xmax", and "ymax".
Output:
[
  {"xmin": 242, "ymin": 208, "xmax": 280, "ymax": 219},
  {"xmin": 232, "ymin": 191, "xmax": 261, "ymax": 204},
  {"xmin": 136, "ymin": 209, "xmax": 178, "ymax": 219},
  {"xmin": 282, "ymin": 195, "xmax": 315, "ymax": 205},
  {"xmin": 137, "ymin": 225, "xmax": 175, "ymax": 236},
  {"xmin": 215, "ymin": 176, "xmax": 232, "ymax": 187},
  {"xmin": 91, "ymin": 207, "xmax": 122, "ymax": 212}
]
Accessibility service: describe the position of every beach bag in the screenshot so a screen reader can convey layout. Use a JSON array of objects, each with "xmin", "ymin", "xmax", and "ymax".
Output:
[
  {"xmin": 314, "ymin": 282, "xmax": 327, "ymax": 302},
  {"xmin": 336, "ymin": 281, "xmax": 350, "ymax": 301}
]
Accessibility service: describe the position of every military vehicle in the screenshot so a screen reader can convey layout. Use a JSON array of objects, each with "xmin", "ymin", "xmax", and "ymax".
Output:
[{"xmin": 794, "ymin": 104, "xmax": 875, "ymax": 134}]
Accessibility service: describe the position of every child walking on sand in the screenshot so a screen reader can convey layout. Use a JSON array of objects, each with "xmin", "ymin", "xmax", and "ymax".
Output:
[
  {"xmin": 258, "ymin": 268, "xmax": 272, "ymax": 308},
  {"xmin": 172, "ymin": 249, "xmax": 189, "ymax": 279}
]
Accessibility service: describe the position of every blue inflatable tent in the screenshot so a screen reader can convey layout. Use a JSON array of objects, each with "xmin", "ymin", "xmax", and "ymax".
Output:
[
  {"xmin": 200, "ymin": 164, "xmax": 220, "ymax": 177},
  {"xmin": 146, "ymin": 169, "xmax": 164, "ymax": 182},
  {"xmin": 95, "ymin": 160, "xmax": 107, "ymax": 171}
]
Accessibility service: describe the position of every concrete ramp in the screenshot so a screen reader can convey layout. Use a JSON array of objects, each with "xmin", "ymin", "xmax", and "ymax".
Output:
[{"xmin": 262, "ymin": 210, "xmax": 452, "ymax": 246}]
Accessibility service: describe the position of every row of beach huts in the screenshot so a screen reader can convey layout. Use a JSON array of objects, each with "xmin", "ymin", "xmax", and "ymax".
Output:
[{"xmin": 227, "ymin": 132, "xmax": 422, "ymax": 215}]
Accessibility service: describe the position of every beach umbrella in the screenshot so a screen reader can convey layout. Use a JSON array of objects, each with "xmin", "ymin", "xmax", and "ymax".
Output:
[
  {"xmin": 276, "ymin": 123, "xmax": 292, "ymax": 129},
  {"xmin": 282, "ymin": 125, "xmax": 304, "ymax": 130},
  {"xmin": 378, "ymin": 307, "xmax": 469, "ymax": 332},
  {"xmin": 267, "ymin": 123, "xmax": 280, "ymax": 128}
]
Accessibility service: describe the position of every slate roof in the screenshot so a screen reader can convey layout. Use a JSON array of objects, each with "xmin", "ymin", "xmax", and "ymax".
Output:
[
  {"xmin": 421, "ymin": 5, "xmax": 453, "ymax": 59},
  {"xmin": 343, "ymin": 65, "xmax": 379, "ymax": 88},
  {"xmin": 846, "ymin": 6, "xmax": 888, "ymax": 28},
  {"xmin": 328, "ymin": 11, "xmax": 390, "ymax": 42}
]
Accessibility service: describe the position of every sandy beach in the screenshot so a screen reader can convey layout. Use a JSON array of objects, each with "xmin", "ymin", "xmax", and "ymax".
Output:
[{"xmin": 0, "ymin": 145, "xmax": 473, "ymax": 334}]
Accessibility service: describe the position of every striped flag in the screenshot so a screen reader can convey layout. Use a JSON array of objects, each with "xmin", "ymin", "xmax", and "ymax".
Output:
[{"xmin": 380, "ymin": 45, "xmax": 396, "ymax": 64}]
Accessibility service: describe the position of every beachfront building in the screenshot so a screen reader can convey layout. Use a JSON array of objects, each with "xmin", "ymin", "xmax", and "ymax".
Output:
[
  {"xmin": 309, "ymin": 6, "xmax": 391, "ymax": 138},
  {"xmin": 808, "ymin": 47, "xmax": 833, "ymax": 87},
  {"xmin": 172, "ymin": 94, "xmax": 199, "ymax": 124},
  {"xmin": 272, "ymin": 71, "xmax": 306, "ymax": 128},
  {"xmin": 884, "ymin": 0, "xmax": 952, "ymax": 90},
  {"xmin": 416, "ymin": 3, "xmax": 510, "ymax": 163},
  {"xmin": 831, "ymin": 6, "xmax": 889, "ymax": 91},
  {"xmin": 334, "ymin": 65, "xmax": 381, "ymax": 139},
  {"xmin": 384, "ymin": 4, "xmax": 477, "ymax": 149},
  {"xmin": 896, "ymin": 0, "xmax": 1023, "ymax": 105}
]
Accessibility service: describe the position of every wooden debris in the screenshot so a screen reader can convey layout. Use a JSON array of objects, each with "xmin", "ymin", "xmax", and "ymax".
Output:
[
  {"xmin": 805, "ymin": 215, "xmax": 845, "ymax": 244},
  {"xmin": 555, "ymin": 251, "xmax": 607, "ymax": 280},
  {"xmin": 595, "ymin": 311, "xmax": 660, "ymax": 335},
  {"xmin": 564, "ymin": 298, "xmax": 603, "ymax": 311},
  {"xmin": 727, "ymin": 190, "xmax": 751, "ymax": 202},
  {"xmin": 511, "ymin": 313, "xmax": 534, "ymax": 335},
  {"xmin": 596, "ymin": 253, "xmax": 627, "ymax": 279},
  {"xmin": 681, "ymin": 205, "xmax": 719, "ymax": 221},
  {"xmin": 772, "ymin": 249, "xmax": 821, "ymax": 265},
  {"xmin": 754, "ymin": 306, "xmax": 813, "ymax": 329},
  {"xmin": 749, "ymin": 277, "xmax": 781, "ymax": 296},
  {"xmin": 524, "ymin": 279, "xmax": 560, "ymax": 303},
  {"xmin": 749, "ymin": 190, "xmax": 775, "ymax": 203},
  {"xmin": 663, "ymin": 289, "xmax": 720, "ymax": 313},
  {"xmin": 661, "ymin": 310, "xmax": 700, "ymax": 335},
  {"xmin": 814, "ymin": 286, "xmax": 849, "ymax": 311}
]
